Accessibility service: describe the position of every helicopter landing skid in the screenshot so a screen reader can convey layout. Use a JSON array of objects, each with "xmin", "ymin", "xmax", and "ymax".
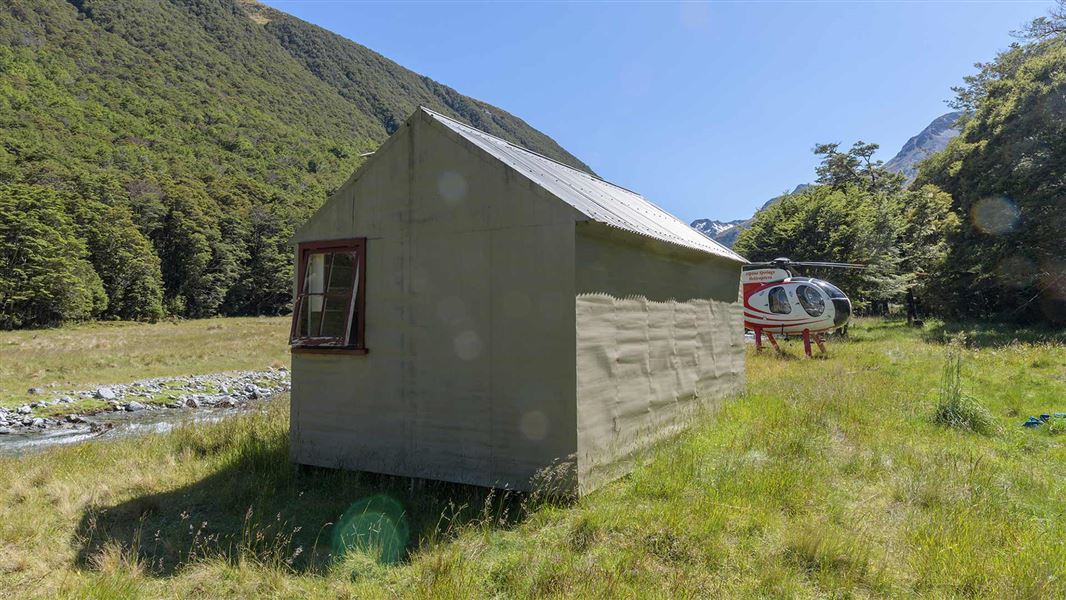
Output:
[
  {"xmin": 802, "ymin": 329, "xmax": 828, "ymax": 358},
  {"xmin": 754, "ymin": 328, "xmax": 782, "ymax": 353}
]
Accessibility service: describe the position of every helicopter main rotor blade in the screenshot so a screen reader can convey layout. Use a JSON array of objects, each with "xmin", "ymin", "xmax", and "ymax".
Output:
[{"xmin": 788, "ymin": 261, "xmax": 868, "ymax": 269}]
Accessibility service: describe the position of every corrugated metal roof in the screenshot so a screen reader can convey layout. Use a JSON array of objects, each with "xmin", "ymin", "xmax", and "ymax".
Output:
[{"xmin": 422, "ymin": 108, "xmax": 746, "ymax": 263}]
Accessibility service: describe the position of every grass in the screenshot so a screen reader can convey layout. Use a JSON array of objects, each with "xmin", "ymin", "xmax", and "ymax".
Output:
[
  {"xmin": 0, "ymin": 317, "xmax": 290, "ymax": 408},
  {"xmin": 0, "ymin": 318, "xmax": 1064, "ymax": 598},
  {"xmin": 932, "ymin": 339, "xmax": 999, "ymax": 436}
]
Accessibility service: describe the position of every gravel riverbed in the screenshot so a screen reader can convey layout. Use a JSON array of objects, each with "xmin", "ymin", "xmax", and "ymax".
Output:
[{"xmin": 0, "ymin": 368, "xmax": 290, "ymax": 436}]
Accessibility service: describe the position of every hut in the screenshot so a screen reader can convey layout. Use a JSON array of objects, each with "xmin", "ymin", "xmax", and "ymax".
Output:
[{"xmin": 289, "ymin": 107, "xmax": 746, "ymax": 495}]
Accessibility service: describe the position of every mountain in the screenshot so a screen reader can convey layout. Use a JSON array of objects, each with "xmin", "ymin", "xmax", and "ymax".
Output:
[
  {"xmin": 884, "ymin": 111, "xmax": 963, "ymax": 179},
  {"xmin": 0, "ymin": 0, "xmax": 588, "ymax": 326},
  {"xmin": 691, "ymin": 218, "xmax": 746, "ymax": 237},
  {"xmin": 691, "ymin": 112, "xmax": 962, "ymax": 249},
  {"xmin": 692, "ymin": 184, "xmax": 810, "ymax": 248}
]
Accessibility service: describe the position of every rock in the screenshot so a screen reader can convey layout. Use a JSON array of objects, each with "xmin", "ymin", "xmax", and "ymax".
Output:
[
  {"xmin": 27, "ymin": 386, "xmax": 44, "ymax": 395},
  {"xmin": 17, "ymin": 405, "xmax": 32, "ymax": 415},
  {"xmin": 0, "ymin": 427, "xmax": 11, "ymax": 435},
  {"xmin": 186, "ymin": 398, "xmax": 200, "ymax": 408},
  {"xmin": 96, "ymin": 387, "xmax": 117, "ymax": 400},
  {"xmin": 217, "ymin": 397, "xmax": 237, "ymax": 408},
  {"xmin": 58, "ymin": 396, "xmax": 75, "ymax": 404},
  {"xmin": 22, "ymin": 417, "xmax": 32, "ymax": 425},
  {"xmin": 31, "ymin": 418, "xmax": 45, "ymax": 428},
  {"xmin": 126, "ymin": 401, "xmax": 146, "ymax": 412}
]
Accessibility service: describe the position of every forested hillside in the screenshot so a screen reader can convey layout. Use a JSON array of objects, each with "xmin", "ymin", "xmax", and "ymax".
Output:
[
  {"xmin": 916, "ymin": 14, "xmax": 1065, "ymax": 324},
  {"xmin": 0, "ymin": 0, "xmax": 587, "ymax": 328}
]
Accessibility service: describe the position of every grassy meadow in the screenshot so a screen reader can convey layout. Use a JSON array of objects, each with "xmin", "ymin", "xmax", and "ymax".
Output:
[
  {"xmin": 0, "ymin": 318, "xmax": 1064, "ymax": 598},
  {"xmin": 0, "ymin": 317, "xmax": 291, "ymax": 407}
]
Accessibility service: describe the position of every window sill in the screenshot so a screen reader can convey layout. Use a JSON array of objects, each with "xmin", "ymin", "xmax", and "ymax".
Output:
[{"xmin": 290, "ymin": 346, "xmax": 368, "ymax": 356}]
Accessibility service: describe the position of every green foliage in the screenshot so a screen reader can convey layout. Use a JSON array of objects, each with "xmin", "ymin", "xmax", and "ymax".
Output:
[
  {"xmin": 736, "ymin": 133, "xmax": 967, "ymax": 313},
  {"xmin": 918, "ymin": 13, "xmax": 1065, "ymax": 324},
  {"xmin": 813, "ymin": 141, "xmax": 906, "ymax": 195},
  {"xmin": 0, "ymin": 0, "xmax": 586, "ymax": 328},
  {"xmin": 0, "ymin": 184, "xmax": 106, "ymax": 328},
  {"xmin": 69, "ymin": 199, "xmax": 164, "ymax": 321},
  {"xmin": 734, "ymin": 184, "xmax": 925, "ymax": 310}
]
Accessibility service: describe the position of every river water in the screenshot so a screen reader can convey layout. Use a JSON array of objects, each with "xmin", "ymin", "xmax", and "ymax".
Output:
[{"xmin": 0, "ymin": 404, "xmax": 258, "ymax": 457}]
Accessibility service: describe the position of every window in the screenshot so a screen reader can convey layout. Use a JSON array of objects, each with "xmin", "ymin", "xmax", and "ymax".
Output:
[
  {"xmin": 815, "ymin": 280, "xmax": 847, "ymax": 299},
  {"xmin": 796, "ymin": 284, "xmax": 825, "ymax": 317},
  {"xmin": 768, "ymin": 286, "xmax": 790, "ymax": 314},
  {"xmin": 290, "ymin": 239, "xmax": 366, "ymax": 353}
]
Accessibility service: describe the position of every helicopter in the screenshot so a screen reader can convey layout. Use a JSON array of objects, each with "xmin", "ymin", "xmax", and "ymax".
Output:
[{"xmin": 742, "ymin": 257, "xmax": 866, "ymax": 357}]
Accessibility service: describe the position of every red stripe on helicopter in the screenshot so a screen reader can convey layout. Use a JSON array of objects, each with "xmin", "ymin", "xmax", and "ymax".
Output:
[{"xmin": 743, "ymin": 312, "xmax": 826, "ymax": 324}]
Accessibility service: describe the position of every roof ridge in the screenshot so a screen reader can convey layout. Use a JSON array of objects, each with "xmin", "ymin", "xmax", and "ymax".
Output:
[{"xmin": 417, "ymin": 106, "xmax": 645, "ymax": 197}]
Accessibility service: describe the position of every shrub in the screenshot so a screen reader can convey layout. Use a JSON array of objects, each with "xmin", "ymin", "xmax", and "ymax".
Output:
[{"xmin": 933, "ymin": 343, "xmax": 997, "ymax": 436}]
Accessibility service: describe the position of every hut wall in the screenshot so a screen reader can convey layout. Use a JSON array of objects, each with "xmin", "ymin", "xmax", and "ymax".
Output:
[{"xmin": 573, "ymin": 224, "xmax": 745, "ymax": 494}]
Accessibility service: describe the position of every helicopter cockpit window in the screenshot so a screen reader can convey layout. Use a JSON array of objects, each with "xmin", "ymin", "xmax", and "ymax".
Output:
[
  {"xmin": 796, "ymin": 284, "xmax": 825, "ymax": 317},
  {"xmin": 768, "ymin": 286, "xmax": 790, "ymax": 314},
  {"xmin": 815, "ymin": 280, "xmax": 847, "ymax": 299}
]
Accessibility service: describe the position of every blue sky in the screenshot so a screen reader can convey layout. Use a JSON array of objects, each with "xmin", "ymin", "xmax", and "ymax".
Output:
[{"xmin": 262, "ymin": 0, "xmax": 1050, "ymax": 222}]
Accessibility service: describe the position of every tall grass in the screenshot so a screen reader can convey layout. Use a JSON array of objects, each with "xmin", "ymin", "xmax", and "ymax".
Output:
[{"xmin": 933, "ymin": 339, "xmax": 998, "ymax": 435}]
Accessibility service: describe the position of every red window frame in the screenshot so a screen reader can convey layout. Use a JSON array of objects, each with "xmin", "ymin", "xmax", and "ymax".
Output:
[{"xmin": 289, "ymin": 238, "xmax": 367, "ymax": 355}]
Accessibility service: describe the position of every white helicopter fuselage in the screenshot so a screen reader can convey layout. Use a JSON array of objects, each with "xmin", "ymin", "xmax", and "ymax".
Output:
[{"xmin": 742, "ymin": 267, "xmax": 852, "ymax": 334}]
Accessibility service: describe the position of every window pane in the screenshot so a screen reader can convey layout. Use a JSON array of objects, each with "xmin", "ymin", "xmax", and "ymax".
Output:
[
  {"xmin": 328, "ymin": 252, "xmax": 357, "ymax": 293},
  {"xmin": 769, "ymin": 286, "xmax": 790, "ymax": 314},
  {"xmin": 299, "ymin": 295, "xmax": 323, "ymax": 338},
  {"xmin": 305, "ymin": 253, "xmax": 326, "ymax": 294},
  {"xmin": 319, "ymin": 294, "xmax": 352, "ymax": 340},
  {"xmin": 797, "ymin": 284, "xmax": 825, "ymax": 317}
]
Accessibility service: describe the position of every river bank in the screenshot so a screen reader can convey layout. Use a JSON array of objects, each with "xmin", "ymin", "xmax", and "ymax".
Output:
[{"xmin": 0, "ymin": 368, "xmax": 290, "ymax": 452}]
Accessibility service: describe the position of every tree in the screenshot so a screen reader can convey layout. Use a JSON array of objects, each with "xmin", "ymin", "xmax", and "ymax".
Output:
[
  {"xmin": 813, "ymin": 141, "xmax": 905, "ymax": 195},
  {"xmin": 917, "ymin": 12, "xmax": 1065, "ymax": 324},
  {"xmin": 0, "ymin": 184, "xmax": 106, "ymax": 328},
  {"xmin": 153, "ymin": 184, "xmax": 239, "ymax": 318},
  {"xmin": 68, "ymin": 199, "xmax": 165, "ymax": 321},
  {"xmin": 734, "ymin": 185, "xmax": 910, "ymax": 313},
  {"xmin": 1013, "ymin": 0, "xmax": 1066, "ymax": 41},
  {"xmin": 224, "ymin": 204, "xmax": 296, "ymax": 315}
]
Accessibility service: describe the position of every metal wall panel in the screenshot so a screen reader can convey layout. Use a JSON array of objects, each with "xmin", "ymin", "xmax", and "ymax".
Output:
[{"xmin": 574, "ymin": 226, "xmax": 745, "ymax": 494}]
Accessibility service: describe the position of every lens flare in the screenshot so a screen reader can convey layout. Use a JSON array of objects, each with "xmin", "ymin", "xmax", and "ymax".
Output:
[
  {"xmin": 520, "ymin": 410, "xmax": 549, "ymax": 441},
  {"xmin": 453, "ymin": 330, "xmax": 482, "ymax": 360},
  {"xmin": 331, "ymin": 495, "xmax": 409, "ymax": 565},
  {"xmin": 971, "ymin": 196, "xmax": 1019, "ymax": 235},
  {"xmin": 437, "ymin": 171, "xmax": 468, "ymax": 205}
]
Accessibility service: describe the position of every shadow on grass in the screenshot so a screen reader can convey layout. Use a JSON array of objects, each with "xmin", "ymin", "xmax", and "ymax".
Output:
[
  {"xmin": 73, "ymin": 421, "xmax": 546, "ymax": 576},
  {"xmin": 922, "ymin": 320, "xmax": 1066, "ymax": 348}
]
